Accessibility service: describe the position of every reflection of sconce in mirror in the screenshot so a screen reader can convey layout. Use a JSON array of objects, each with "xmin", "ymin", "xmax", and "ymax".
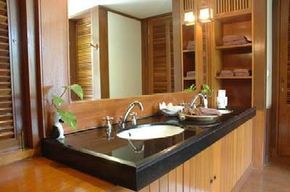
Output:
[
  {"xmin": 199, "ymin": 7, "xmax": 213, "ymax": 23},
  {"xmin": 184, "ymin": 11, "xmax": 195, "ymax": 26}
]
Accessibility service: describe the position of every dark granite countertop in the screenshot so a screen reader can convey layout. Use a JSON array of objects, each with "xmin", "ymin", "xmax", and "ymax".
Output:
[{"xmin": 42, "ymin": 107, "xmax": 256, "ymax": 191}]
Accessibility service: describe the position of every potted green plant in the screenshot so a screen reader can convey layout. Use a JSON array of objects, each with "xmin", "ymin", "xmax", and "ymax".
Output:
[{"xmin": 51, "ymin": 84, "xmax": 83, "ymax": 139}]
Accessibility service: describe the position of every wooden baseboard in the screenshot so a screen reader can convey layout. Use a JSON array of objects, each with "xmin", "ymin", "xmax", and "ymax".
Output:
[
  {"xmin": 232, "ymin": 165, "xmax": 253, "ymax": 192},
  {"xmin": 0, "ymin": 149, "xmax": 35, "ymax": 167}
]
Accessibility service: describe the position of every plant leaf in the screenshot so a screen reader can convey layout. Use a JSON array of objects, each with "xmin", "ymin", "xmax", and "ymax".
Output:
[
  {"xmin": 201, "ymin": 84, "xmax": 212, "ymax": 97},
  {"xmin": 52, "ymin": 96, "xmax": 64, "ymax": 108},
  {"xmin": 69, "ymin": 84, "xmax": 84, "ymax": 100},
  {"xmin": 184, "ymin": 84, "xmax": 196, "ymax": 93},
  {"xmin": 58, "ymin": 110, "xmax": 77, "ymax": 129}
]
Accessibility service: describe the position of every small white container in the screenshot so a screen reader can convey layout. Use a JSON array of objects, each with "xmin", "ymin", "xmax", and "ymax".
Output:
[{"xmin": 217, "ymin": 89, "xmax": 228, "ymax": 109}]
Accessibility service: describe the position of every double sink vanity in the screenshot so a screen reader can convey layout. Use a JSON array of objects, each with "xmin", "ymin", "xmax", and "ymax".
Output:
[{"xmin": 42, "ymin": 100, "xmax": 256, "ymax": 191}]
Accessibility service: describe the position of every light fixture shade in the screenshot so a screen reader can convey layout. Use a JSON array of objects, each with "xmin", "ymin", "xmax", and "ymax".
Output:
[
  {"xmin": 184, "ymin": 11, "xmax": 195, "ymax": 25},
  {"xmin": 199, "ymin": 8, "xmax": 213, "ymax": 23}
]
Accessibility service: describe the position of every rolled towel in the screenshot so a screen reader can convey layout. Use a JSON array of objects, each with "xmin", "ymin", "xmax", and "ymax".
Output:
[
  {"xmin": 233, "ymin": 69, "xmax": 249, "ymax": 73},
  {"xmin": 219, "ymin": 70, "xmax": 234, "ymax": 77},
  {"xmin": 223, "ymin": 35, "xmax": 251, "ymax": 42},
  {"xmin": 198, "ymin": 107, "xmax": 222, "ymax": 116},
  {"xmin": 183, "ymin": 107, "xmax": 221, "ymax": 116}
]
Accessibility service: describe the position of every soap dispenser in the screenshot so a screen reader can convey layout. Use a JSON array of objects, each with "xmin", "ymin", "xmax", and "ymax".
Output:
[{"xmin": 217, "ymin": 89, "xmax": 228, "ymax": 109}]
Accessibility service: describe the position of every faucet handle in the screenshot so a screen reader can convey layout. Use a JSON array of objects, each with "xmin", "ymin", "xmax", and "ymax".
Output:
[
  {"xmin": 102, "ymin": 116, "xmax": 114, "ymax": 140},
  {"xmin": 130, "ymin": 112, "xmax": 138, "ymax": 126},
  {"xmin": 102, "ymin": 116, "xmax": 114, "ymax": 123}
]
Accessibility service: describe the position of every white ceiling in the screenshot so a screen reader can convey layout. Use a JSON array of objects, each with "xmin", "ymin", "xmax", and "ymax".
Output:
[{"xmin": 68, "ymin": 0, "xmax": 172, "ymax": 19}]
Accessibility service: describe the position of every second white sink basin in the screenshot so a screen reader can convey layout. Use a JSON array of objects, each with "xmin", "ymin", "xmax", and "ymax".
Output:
[
  {"xmin": 117, "ymin": 124, "xmax": 184, "ymax": 140},
  {"xmin": 217, "ymin": 109, "xmax": 233, "ymax": 115}
]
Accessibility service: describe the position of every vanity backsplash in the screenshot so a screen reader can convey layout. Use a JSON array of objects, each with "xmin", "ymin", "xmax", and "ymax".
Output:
[{"xmin": 61, "ymin": 92, "xmax": 194, "ymax": 134}]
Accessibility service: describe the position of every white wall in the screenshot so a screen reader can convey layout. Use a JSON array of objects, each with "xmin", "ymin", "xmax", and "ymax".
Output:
[
  {"xmin": 266, "ymin": 0, "xmax": 272, "ymax": 108},
  {"xmin": 108, "ymin": 12, "xmax": 142, "ymax": 98}
]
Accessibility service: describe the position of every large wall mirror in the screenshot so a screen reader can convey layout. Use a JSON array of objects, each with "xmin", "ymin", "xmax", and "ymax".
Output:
[{"xmin": 68, "ymin": 0, "xmax": 203, "ymax": 101}]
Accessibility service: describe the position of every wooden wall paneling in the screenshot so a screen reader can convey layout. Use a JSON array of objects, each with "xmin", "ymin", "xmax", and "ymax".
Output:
[
  {"xmin": 159, "ymin": 174, "xmax": 169, "ymax": 192},
  {"xmin": 176, "ymin": 165, "xmax": 183, "ymax": 192},
  {"xmin": 195, "ymin": 2, "xmax": 205, "ymax": 90},
  {"xmin": 252, "ymin": 0, "xmax": 267, "ymax": 168},
  {"xmin": 183, "ymin": 159, "xmax": 191, "ymax": 192},
  {"xmin": 149, "ymin": 179, "xmax": 159, "ymax": 192},
  {"xmin": 209, "ymin": 24, "xmax": 222, "ymax": 107},
  {"xmin": 19, "ymin": 0, "xmax": 40, "ymax": 148},
  {"xmin": 168, "ymin": 169, "xmax": 176, "ymax": 192},
  {"xmin": 63, "ymin": 91, "xmax": 194, "ymax": 134},
  {"xmin": 36, "ymin": 0, "xmax": 70, "ymax": 137},
  {"xmin": 97, "ymin": 7, "xmax": 109, "ymax": 99},
  {"xmin": 271, "ymin": 0, "xmax": 280, "ymax": 155},
  {"xmin": 210, "ymin": 139, "xmax": 221, "ymax": 192},
  {"xmin": 172, "ymin": 0, "xmax": 182, "ymax": 92},
  {"xmin": 141, "ymin": 19, "xmax": 149, "ymax": 95}
]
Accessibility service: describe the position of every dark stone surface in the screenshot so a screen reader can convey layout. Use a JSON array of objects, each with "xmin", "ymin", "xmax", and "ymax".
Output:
[{"xmin": 42, "ymin": 107, "xmax": 256, "ymax": 191}]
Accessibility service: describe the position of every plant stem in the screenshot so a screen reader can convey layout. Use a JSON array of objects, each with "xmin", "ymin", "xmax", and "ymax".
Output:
[{"xmin": 59, "ymin": 86, "xmax": 68, "ymax": 98}]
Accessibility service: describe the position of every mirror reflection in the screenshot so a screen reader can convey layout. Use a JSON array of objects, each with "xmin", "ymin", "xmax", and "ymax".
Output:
[
  {"xmin": 68, "ymin": 0, "xmax": 182, "ymax": 100},
  {"xmin": 68, "ymin": 0, "xmax": 207, "ymax": 101}
]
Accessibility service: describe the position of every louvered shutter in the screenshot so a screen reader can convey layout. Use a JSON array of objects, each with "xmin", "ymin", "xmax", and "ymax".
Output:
[
  {"xmin": 148, "ymin": 15, "xmax": 174, "ymax": 93},
  {"xmin": 76, "ymin": 17, "xmax": 93, "ymax": 100},
  {"xmin": 0, "ymin": 0, "xmax": 14, "ymax": 140}
]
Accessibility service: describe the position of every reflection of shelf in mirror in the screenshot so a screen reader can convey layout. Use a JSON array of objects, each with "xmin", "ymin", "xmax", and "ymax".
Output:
[
  {"xmin": 215, "ymin": 10, "xmax": 251, "ymax": 23},
  {"xmin": 183, "ymin": 49, "xmax": 195, "ymax": 53},
  {"xmin": 183, "ymin": 77, "xmax": 195, "ymax": 81},
  {"xmin": 216, "ymin": 76, "xmax": 252, "ymax": 80},
  {"xmin": 216, "ymin": 43, "xmax": 252, "ymax": 50}
]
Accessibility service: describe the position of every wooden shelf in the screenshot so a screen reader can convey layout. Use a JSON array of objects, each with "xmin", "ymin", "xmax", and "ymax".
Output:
[
  {"xmin": 216, "ymin": 43, "xmax": 252, "ymax": 50},
  {"xmin": 183, "ymin": 77, "xmax": 195, "ymax": 81},
  {"xmin": 183, "ymin": 49, "xmax": 195, "ymax": 53},
  {"xmin": 216, "ymin": 76, "xmax": 252, "ymax": 80},
  {"xmin": 215, "ymin": 10, "xmax": 252, "ymax": 23}
]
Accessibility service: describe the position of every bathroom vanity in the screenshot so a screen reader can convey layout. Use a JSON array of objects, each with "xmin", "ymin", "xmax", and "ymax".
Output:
[{"xmin": 42, "ymin": 107, "xmax": 255, "ymax": 192}]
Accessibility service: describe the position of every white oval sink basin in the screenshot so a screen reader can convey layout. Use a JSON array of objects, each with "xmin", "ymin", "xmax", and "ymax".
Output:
[
  {"xmin": 117, "ymin": 124, "xmax": 184, "ymax": 140},
  {"xmin": 217, "ymin": 109, "xmax": 233, "ymax": 115}
]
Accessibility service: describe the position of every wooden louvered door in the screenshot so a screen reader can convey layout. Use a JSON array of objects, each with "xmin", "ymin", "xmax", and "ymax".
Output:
[
  {"xmin": 75, "ymin": 17, "xmax": 93, "ymax": 100},
  {"xmin": 147, "ymin": 15, "xmax": 174, "ymax": 94},
  {"xmin": 69, "ymin": 16, "xmax": 93, "ymax": 100},
  {"xmin": 278, "ymin": 0, "xmax": 290, "ymax": 155},
  {"xmin": 0, "ymin": 0, "xmax": 22, "ymax": 151}
]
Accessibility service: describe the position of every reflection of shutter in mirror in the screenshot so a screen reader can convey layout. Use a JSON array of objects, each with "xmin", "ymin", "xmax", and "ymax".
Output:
[
  {"xmin": 70, "ymin": 16, "xmax": 93, "ymax": 100},
  {"xmin": 147, "ymin": 15, "xmax": 174, "ymax": 94}
]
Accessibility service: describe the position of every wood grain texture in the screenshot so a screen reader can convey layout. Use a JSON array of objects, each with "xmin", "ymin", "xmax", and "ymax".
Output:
[
  {"xmin": 36, "ymin": 0, "xmax": 70, "ymax": 137},
  {"xmin": 0, "ymin": 149, "xmax": 34, "ymax": 166},
  {"xmin": 146, "ymin": 14, "xmax": 174, "ymax": 94},
  {"xmin": 252, "ymin": 0, "xmax": 267, "ymax": 168},
  {"xmin": 172, "ymin": 0, "xmax": 182, "ymax": 92},
  {"xmin": 0, "ymin": 120, "xmax": 253, "ymax": 192},
  {"xmin": 62, "ymin": 92, "xmax": 194, "ymax": 134}
]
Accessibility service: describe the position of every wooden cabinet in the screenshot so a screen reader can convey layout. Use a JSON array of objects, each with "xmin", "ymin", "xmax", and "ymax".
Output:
[
  {"xmin": 126, "ymin": 119, "xmax": 253, "ymax": 192},
  {"xmin": 210, "ymin": 0, "xmax": 253, "ymax": 108}
]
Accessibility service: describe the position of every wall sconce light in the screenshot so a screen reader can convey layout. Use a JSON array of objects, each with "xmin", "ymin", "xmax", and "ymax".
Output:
[
  {"xmin": 199, "ymin": 7, "xmax": 213, "ymax": 23},
  {"xmin": 184, "ymin": 11, "xmax": 195, "ymax": 26}
]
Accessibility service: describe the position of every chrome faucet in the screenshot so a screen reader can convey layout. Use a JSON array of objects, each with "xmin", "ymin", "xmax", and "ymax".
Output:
[
  {"xmin": 120, "ymin": 101, "xmax": 144, "ymax": 129},
  {"xmin": 190, "ymin": 93, "xmax": 208, "ymax": 108}
]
